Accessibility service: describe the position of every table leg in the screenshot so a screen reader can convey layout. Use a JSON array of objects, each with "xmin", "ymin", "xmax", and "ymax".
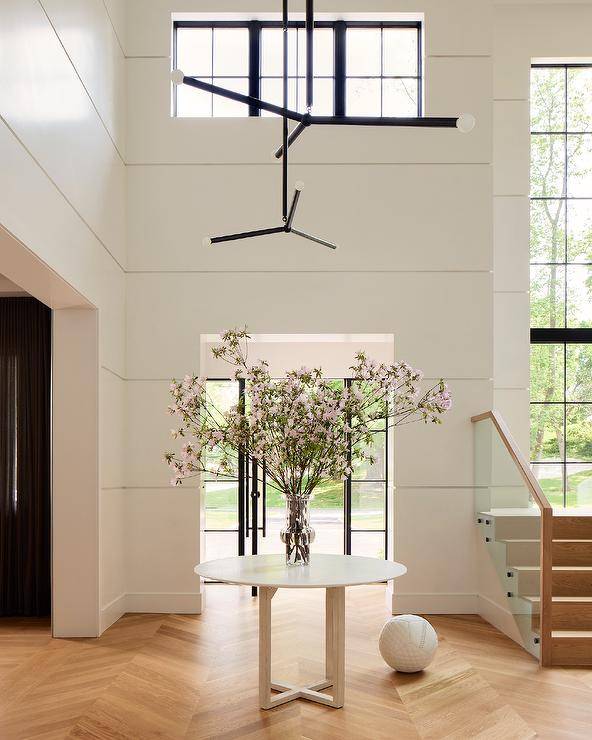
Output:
[
  {"xmin": 258, "ymin": 585, "xmax": 345, "ymax": 710},
  {"xmin": 259, "ymin": 586, "xmax": 277, "ymax": 709},
  {"xmin": 328, "ymin": 587, "xmax": 345, "ymax": 707},
  {"xmin": 326, "ymin": 586, "xmax": 334, "ymax": 683}
]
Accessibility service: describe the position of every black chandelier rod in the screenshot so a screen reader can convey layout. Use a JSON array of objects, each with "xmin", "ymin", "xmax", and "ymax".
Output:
[
  {"xmin": 180, "ymin": 76, "xmax": 460, "ymax": 131},
  {"xmin": 282, "ymin": 0, "xmax": 288, "ymax": 222},
  {"xmin": 306, "ymin": 0, "xmax": 314, "ymax": 110},
  {"xmin": 174, "ymin": 0, "xmax": 471, "ymax": 251}
]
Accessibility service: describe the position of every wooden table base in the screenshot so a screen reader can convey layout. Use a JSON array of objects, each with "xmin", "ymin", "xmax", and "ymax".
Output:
[{"xmin": 259, "ymin": 586, "xmax": 345, "ymax": 710}]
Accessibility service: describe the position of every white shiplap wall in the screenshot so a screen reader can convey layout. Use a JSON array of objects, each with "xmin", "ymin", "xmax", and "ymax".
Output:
[
  {"xmin": 0, "ymin": 0, "xmax": 126, "ymax": 634},
  {"xmin": 124, "ymin": 0, "xmax": 493, "ymax": 615}
]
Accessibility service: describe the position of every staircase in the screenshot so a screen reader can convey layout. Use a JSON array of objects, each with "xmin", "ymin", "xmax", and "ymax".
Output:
[{"xmin": 473, "ymin": 412, "xmax": 592, "ymax": 666}]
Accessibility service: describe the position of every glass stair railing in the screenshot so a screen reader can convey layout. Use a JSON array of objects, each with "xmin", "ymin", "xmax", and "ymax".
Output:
[{"xmin": 473, "ymin": 411, "xmax": 553, "ymax": 666}]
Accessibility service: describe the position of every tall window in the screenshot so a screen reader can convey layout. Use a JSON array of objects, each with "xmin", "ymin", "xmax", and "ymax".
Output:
[
  {"xmin": 530, "ymin": 64, "xmax": 592, "ymax": 507},
  {"xmin": 173, "ymin": 20, "xmax": 421, "ymax": 118}
]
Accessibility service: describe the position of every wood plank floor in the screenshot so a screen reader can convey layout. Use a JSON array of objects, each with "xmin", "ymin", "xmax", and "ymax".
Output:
[{"xmin": 1, "ymin": 586, "xmax": 592, "ymax": 739}]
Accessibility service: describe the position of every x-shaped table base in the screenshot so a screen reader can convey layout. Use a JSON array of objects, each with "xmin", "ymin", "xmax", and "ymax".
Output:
[{"xmin": 259, "ymin": 586, "xmax": 345, "ymax": 710}]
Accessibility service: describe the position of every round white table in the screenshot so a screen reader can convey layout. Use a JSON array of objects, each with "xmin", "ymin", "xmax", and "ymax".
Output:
[{"xmin": 195, "ymin": 553, "xmax": 406, "ymax": 710}]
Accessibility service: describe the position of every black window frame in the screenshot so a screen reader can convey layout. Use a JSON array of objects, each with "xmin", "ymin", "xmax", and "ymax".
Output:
[
  {"xmin": 172, "ymin": 19, "xmax": 422, "ymax": 118},
  {"xmin": 530, "ymin": 62, "xmax": 592, "ymax": 508},
  {"xmin": 202, "ymin": 377, "xmax": 390, "ymax": 570}
]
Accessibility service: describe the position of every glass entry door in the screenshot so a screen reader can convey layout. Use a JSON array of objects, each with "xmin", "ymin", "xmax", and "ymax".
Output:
[{"xmin": 202, "ymin": 379, "xmax": 389, "ymax": 568}]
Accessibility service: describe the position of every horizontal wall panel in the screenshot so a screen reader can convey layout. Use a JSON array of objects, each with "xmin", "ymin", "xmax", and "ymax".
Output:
[
  {"xmin": 493, "ymin": 101, "xmax": 529, "ymax": 196},
  {"xmin": 394, "ymin": 488, "xmax": 477, "ymax": 594},
  {"xmin": 493, "ymin": 388, "xmax": 529, "ymax": 459},
  {"xmin": 103, "ymin": 0, "xmax": 126, "ymax": 53},
  {"xmin": 125, "ymin": 488, "xmax": 201, "ymax": 594},
  {"xmin": 127, "ymin": 56, "xmax": 489, "ymax": 166},
  {"xmin": 493, "ymin": 196, "xmax": 529, "ymax": 293},
  {"xmin": 100, "ymin": 488, "xmax": 125, "ymax": 608},
  {"xmin": 425, "ymin": 56, "xmax": 492, "ymax": 164},
  {"xmin": 40, "ymin": 0, "xmax": 126, "ymax": 153},
  {"xmin": 126, "ymin": 271, "xmax": 493, "ymax": 380},
  {"xmin": 394, "ymin": 379, "xmax": 493, "ymax": 487},
  {"xmin": 0, "ymin": 0, "xmax": 125, "ymax": 265},
  {"xmin": 100, "ymin": 368, "xmax": 126, "ymax": 489},
  {"xmin": 127, "ymin": 163, "xmax": 491, "ymax": 272},
  {"xmin": 126, "ymin": 380, "xmax": 175, "ymax": 488},
  {"xmin": 0, "ymin": 122, "xmax": 125, "ymax": 375},
  {"xmin": 494, "ymin": 291, "xmax": 529, "ymax": 389}
]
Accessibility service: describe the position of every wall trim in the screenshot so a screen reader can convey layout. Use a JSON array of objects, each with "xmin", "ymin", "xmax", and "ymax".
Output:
[
  {"xmin": 100, "ymin": 593, "xmax": 127, "ymax": 634},
  {"xmin": 99, "ymin": 592, "xmax": 203, "ymax": 634},
  {"xmin": 391, "ymin": 592, "xmax": 478, "ymax": 614},
  {"xmin": 477, "ymin": 593, "xmax": 527, "ymax": 648},
  {"xmin": 126, "ymin": 591, "xmax": 202, "ymax": 614}
]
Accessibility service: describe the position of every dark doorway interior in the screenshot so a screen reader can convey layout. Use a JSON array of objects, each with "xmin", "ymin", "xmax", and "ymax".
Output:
[{"xmin": 0, "ymin": 297, "xmax": 51, "ymax": 616}]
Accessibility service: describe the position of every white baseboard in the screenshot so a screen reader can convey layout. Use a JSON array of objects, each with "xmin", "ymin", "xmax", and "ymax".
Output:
[
  {"xmin": 126, "ymin": 591, "xmax": 202, "ymax": 614},
  {"xmin": 100, "ymin": 593, "xmax": 127, "ymax": 634},
  {"xmin": 391, "ymin": 592, "xmax": 478, "ymax": 614},
  {"xmin": 477, "ymin": 593, "xmax": 526, "ymax": 648},
  {"xmin": 99, "ymin": 591, "xmax": 202, "ymax": 635}
]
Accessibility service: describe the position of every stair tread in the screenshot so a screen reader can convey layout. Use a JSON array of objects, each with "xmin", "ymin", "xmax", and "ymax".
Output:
[
  {"xmin": 480, "ymin": 508, "xmax": 592, "ymax": 517},
  {"xmin": 553, "ymin": 539, "xmax": 592, "ymax": 543},
  {"xmin": 500, "ymin": 539, "xmax": 540, "ymax": 543},
  {"xmin": 501, "ymin": 538, "xmax": 592, "ymax": 543},
  {"xmin": 512, "ymin": 566, "xmax": 592, "ymax": 571},
  {"xmin": 480, "ymin": 509, "xmax": 540, "ymax": 517},
  {"xmin": 523, "ymin": 596, "xmax": 592, "ymax": 603}
]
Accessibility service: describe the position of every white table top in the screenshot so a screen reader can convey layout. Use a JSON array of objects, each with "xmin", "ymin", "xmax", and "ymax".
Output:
[{"xmin": 194, "ymin": 553, "xmax": 406, "ymax": 588}]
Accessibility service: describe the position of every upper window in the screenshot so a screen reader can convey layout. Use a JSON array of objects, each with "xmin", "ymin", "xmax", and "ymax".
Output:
[
  {"xmin": 530, "ymin": 64, "xmax": 592, "ymax": 507},
  {"xmin": 173, "ymin": 21, "xmax": 421, "ymax": 118}
]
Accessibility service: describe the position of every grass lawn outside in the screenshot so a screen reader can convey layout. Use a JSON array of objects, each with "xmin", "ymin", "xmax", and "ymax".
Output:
[{"xmin": 539, "ymin": 467, "xmax": 592, "ymax": 507}]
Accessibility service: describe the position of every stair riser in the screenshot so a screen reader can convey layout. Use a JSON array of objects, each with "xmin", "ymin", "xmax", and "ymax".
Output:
[
  {"xmin": 514, "ymin": 570, "xmax": 540, "ymax": 596},
  {"xmin": 504, "ymin": 541, "xmax": 592, "ymax": 567},
  {"xmin": 553, "ymin": 518, "xmax": 592, "ymax": 539},
  {"xmin": 533, "ymin": 604, "xmax": 592, "ymax": 630},
  {"xmin": 513, "ymin": 570, "xmax": 592, "ymax": 597},
  {"xmin": 551, "ymin": 639, "xmax": 592, "ymax": 666},
  {"xmin": 505, "ymin": 542, "xmax": 539, "ymax": 567},
  {"xmin": 553, "ymin": 572, "xmax": 592, "ymax": 597},
  {"xmin": 490, "ymin": 517, "xmax": 541, "ymax": 540},
  {"xmin": 553, "ymin": 541, "xmax": 592, "ymax": 566}
]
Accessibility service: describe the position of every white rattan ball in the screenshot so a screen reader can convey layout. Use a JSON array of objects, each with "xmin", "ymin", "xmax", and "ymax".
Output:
[{"xmin": 379, "ymin": 615, "xmax": 438, "ymax": 672}]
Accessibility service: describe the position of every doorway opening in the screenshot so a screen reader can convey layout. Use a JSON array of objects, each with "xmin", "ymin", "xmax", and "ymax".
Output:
[{"xmin": 0, "ymin": 291, "xmax": 51, "ymax": 617}]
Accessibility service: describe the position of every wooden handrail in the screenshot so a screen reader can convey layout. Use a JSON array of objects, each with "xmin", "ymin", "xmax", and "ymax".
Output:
[
  {"xmin": 472, "ymin": 410, "xmax": 553, "ymax": 667},
  {"xmin": 471, "ymin": 410, "xmax": 551, "ymax": 511}
]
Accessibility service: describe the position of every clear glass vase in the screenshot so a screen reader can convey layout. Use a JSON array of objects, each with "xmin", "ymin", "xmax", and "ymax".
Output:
[{"xmin": 280, "ymin": 494, "xmax": 315, "ymax": 565}]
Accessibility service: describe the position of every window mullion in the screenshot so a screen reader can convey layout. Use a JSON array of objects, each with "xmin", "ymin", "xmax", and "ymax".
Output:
[
  {"xmin": 334, "ymin": 21, "xmax": 346, "ymax": 116},
  {"xmin": 249, "ymin": 21, "xmax": 261, "ymax": 117}
]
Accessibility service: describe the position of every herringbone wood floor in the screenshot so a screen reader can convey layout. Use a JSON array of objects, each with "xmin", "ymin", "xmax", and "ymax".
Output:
[{"xmin": 2, "ymin": 586, "xmax": 592, "ymax": 739}]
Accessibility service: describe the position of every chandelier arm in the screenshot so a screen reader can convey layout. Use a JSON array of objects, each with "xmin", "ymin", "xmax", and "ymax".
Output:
[
  {"xmin": 291, "ymin": 228, "xmax": 337, "ymax": 250},
  {"xmin": 181, "ymin": 76, "xmax": 304, "ymax": 122},
  {"xmin": 274, "ymin": 115, "xmax": 311, "ymax": 159},
  {"xmin": 282, "ymin": 0, "xmax": 289, "ymax": 222},
  {"xmin": 285, "ymin": 188, "xmax": 301, "ymax": 230},
  {"xmin": 210, "ymin": 227, "xmax": 285, "ymax": 244},
  {"xmin": 309, "ymin": 115, "xmax": 459, "ymax": 127},
  {"xmin": 306, "ymin": 0, "xmax": 314, "ymax": 110}
]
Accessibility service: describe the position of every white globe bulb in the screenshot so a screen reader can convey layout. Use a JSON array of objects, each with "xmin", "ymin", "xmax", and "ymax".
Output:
[
  {"xmin": 295, "ymin": 180, "xmax": 305, "ymax": 191},
  {"xmin": 456, "ymin": 113, "xmax": 476, "ymax": 133},
  {"xmin": 379, "ymin": 615, "xmax": 438, "ymax": 672},
  {"xmin": 171, "ymin": 69, "xmax": 185, "ymax": 86},
  {"xmin": 202, "ymin": 236, "xmax": 212, "ymax": 247}
]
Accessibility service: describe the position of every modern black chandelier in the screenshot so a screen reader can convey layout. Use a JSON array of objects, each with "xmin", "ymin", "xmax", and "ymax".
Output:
[{"xmin": 171, "ymin": 0, "xmax": 475, "ymax": 251}]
